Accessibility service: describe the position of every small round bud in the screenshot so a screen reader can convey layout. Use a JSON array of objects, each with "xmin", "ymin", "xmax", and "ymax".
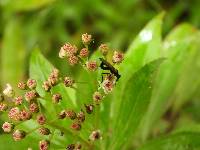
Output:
[
  {"xmin": 29, "ymin": 102, "xmax": 39, "ymax": 113},
  {"xmin": 59, "ymin": 46, "xmax": 67, "ymax": 58},
  {"xmin": 38, "ymin": 127, "xmax": 50, "ymax": 135},
  {"xmin": 0, "ymin": 94, "xmax": 4, "ymax": 102},
  {"xmin": 66, "ymin": 110, "xmax": 76, "ymax": 120},
  {"xmin": 64, "ymin": 77, "xmax": 75, "ymax": 87},
  {"xmin": 89, "ymin": 130, "xmax": 102, "ymax": 141},
  {"xmin": 12, "ymin": 130, "xmax": 26, "ymax": 141},
  {"xmin": 14, "ymin": 96, "xmax": 23, "ymax": 105},
  {"xmin": 82, "ymin": 33, "xmax": 92, "ymax": 45},
  {"xmin": 66, "ymin": 144, "xmax": 75, "ymax": 150},
  {"xmin": 99, "ymin": 44, "xmax": 109, "ymax": 56},
  {"xmin": 68, "ymin": 55, "xmax": 79, "ymax": 66},
  {"xmin": 102, "ymin": 79, "xmax": 114, "ymax": 94},
  {"xmin": 60, "ymin": 43, "xmax": 78, "ymax": 57},
  {"xmin": 48, "ymin": 75, "xmax": 58, "ymax": 86},
  {"xmin": 42, "ymin": 81, "xmax": 51, "ymax": 92},
  {"xmin": 79, "ymin": 48, "xmax": 89, "ymax": 58},
  {"xmin": 17, "ymin": 82, "xmax": 26, "ymax": 90},
  {"xmin": 77, "ymin": 111, "xmax": 85, "ymax": 123},
  {"xmin": 37, "ymin": 114, "xmax": 46, "ymax": 125},
  {"xmin": 58, "ymin": 110, "xmax": 66, "ymax": 119},
  {"xmin": 75, "ymin": 143, "xmax": 82, "ymax": 150},
  {"xmin": 71, "ymin": 122, "xmax": 81, "ymax": 131},
  {"xmin": 85, "ymin": 104, "xmax": 94, "ymax": 114},
  {"xmin": 3, "ymin": 83, "xmax": 15, "ymax": 97},
  {"xmin": 19, "ymin": 110, "xmax": 32, "ymax": 121},
  {"xmin": 86, "ymin": 61, "xmax": 98, "ymax": 71},
  {"xmin": 39, "ymin": 140, "xmax": 49, "ymax": 150},
  {"xmin": 0, "ymin": 103, "xmax": 7, "ymax": 111},
  {"xmin": 2, "ymin": 122, "xmax": 13, "ymax": 133},
  {"xmin": 93, "ymin": 92, "xmax": 103, "ymax": 104},
  {"xmin": 8, "ymin": 107, "xmax": 20, "ymax": 121},
  {"xmin": 112, "ymin": 51, "xmax": 124, "ymax": 64},
  {"xmin": 24, "ymin": 90, "xmax": 37, "ymax": 102},
  {"xmin": 27, "ymin": 79, "xmax": 37, "ymax": 89},
  {"xmin": 52, "ymin": 94, "xmax": 62, "ymax": 103}
]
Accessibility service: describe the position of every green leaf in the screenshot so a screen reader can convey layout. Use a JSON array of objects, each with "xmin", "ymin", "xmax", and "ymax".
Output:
[
  {"xmin": 140, "ymin": 24, "xmax": 200, "ymax": 141},
  {"xmin": 111, "ymin": 12, "xmax": 164, "ymax": 126},
  {"xmin": 138, "ymin": 132, "xmax": 200, "ymax": 150},
  {"xmin": 0, "ymin": 18, "xmax": 26, "ymax": 89},
  {"xmin": 108, "ymin": 58, "xmax": 164, "ymax": 150}
]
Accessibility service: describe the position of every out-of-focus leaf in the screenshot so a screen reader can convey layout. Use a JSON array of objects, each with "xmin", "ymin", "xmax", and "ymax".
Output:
[
  {"xmin": 111, "ymin": 12, "xmax": 164, "ymax": 122},
  {"xmin": 1, "ymin": 18, "xmax": 25, "ymax": 89},
  {"xmin": 109, "ymin": 58, "xmax": 164, "ymax": 150},
  {"xmin": 140, "ymin": 23, "xmax": 200, "ymax": 141},
  {"xmin": 2, "ymin": 0, "xmax": 55, "ymax": 12},
  {"xmin": 138, "ymin": 132, "xmax": 200, "ymax": 150}
]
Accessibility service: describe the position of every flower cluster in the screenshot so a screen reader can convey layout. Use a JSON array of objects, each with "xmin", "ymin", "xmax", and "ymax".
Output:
[{"xmin": 0, "ymin": 34, "xmax": 124, "ymax": 150}]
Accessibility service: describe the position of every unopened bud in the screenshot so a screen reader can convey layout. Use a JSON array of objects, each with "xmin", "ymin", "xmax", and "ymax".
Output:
[
  {"xmin": 99, "ymin": 44, "xmax": 109, "ymax": 56},
  {"xmin": 86, "ymin": 61, "xmax": 98, "ymax": 71},
  {"xmin": 42, "ymin": 81, "xmax": 51, "ymax": 92},
  {"xmin": 79, "ymin": 48, "xmax": 89, "ymax": 58},
  {"xmin": 68, "ymin": 55, "xmax": 79, "ymax": 66},
  {"xmin": 38, "ymin": 127, "xmax": 50, "ymax": 135},
  {"xmin": 112, "ymin": 51, "xmax": 124, "ymax": 64},
  {"xmin": 66, "ymin": 144, "xmax": 75, "ymax": 150},
  {"xmin": 66, "ymin": 110, "xmax": 76, "ymax": 120},
  {"xmin": 85, "ymin": 104, "xmax": 94, "ymax": 114},
  {"xmin": 0, "ymin": 103, "xmax": 7, "ymax": 111},
  {"xmin": 17, "ymin": 82, "xmax": 26, "ymax": 90},
  {"xmin": 29, "ymin": 102, "xmax": 39, "ymax": 113},
  {"xmin": 89, "ymin": 130, "xmax": 102, "ymax": 141},
  {"xmin": 77, "ymin": 111, "xmax": 85, "ymax": 123},
  {"xmin": 64, "ymin": 77, "xmax": 75, "ymax": 87},
  {"xmin": 14, "ymin": 96, "xmax": 23, "ymax": 105},
  {"xmin": 52, "ymin": 93, "xmax": 62, "ymax": 103},
  {"xmin": 12, "ymin": 130, "xmax": 26, "ymax": 141},
  {"xmin": 58, "ymin": 110, "xmax": 66, "ymax": 119},
  {"xmin": 2, "ymin": 122, "xmax": 13, "ymax": 133},
  {"xmin": 93, "ymin": 92, "xmax": 103, "ymax": 104},
  {"xmin": 71, "ymin": 122, "xmax": 81, "ymax": 131},
  {"xmin": 82, "ymin": 33, "xmax": 92, "ymax": 45},
  {"xmin": 37, "ymin": 114, "xmax": 46, "ymax": 125},
  {"xmin": 24, "ymin": 90, "xmax": 37, "ymax": 102},
  {"xmin": 8, "ymin": 107, "xmax": 20, "ymax": 121},
  {"xmin": 27, "ymin": 79, "xmax": 37, "ymax": 89},
  {"xmin": 19, "ymin": 110, "xmax": 32, "ymax": 121},
  {"xmin": 39, "ymin": 140, "xmax": 49, "ymax": 150}
]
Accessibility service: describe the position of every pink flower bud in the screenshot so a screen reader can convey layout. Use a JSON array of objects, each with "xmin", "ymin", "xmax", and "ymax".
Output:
[
  {"xmin": 66, "ymin": 110, "xmax": 76, "ymax": 120},
  {"xmin": 89, "ymin": 130, "xmax": 102, "ymax": 141},
  {"xmin": 29, "ymin": 102, "xmax": 39, "ymax": 113},
  {"xmin": 82, "ymin": 33, "xmax": 92, "ymax": 45},
  {"xmin": 79, "ymin": 48, "xmax": 89, "ymax": 58},
  {"xmin": 14, "ymin": 96, "xmax": 23, "ymax": 105},
  {"xmin": 86, "ymin": 61, "xmax": 98, "ymax": 71},
  {"xmin": 19, "ymin": 110, "xmax": 32, "ymax": 121},
  {"xmin": 38, "ymin": 127, "xmax": 50, "ymax": 135},
  {"xmin": 71, "ymin": 122, "xmax": 81, "ymax": 131},
  {"xmin": 42, "ymin": 81, "xmax": 51, "ymax": 92},
  {"xmin": 112, "ymin": 51, "xmax": 124, "ymax": 64},
  {"xmin": 37, "ymin": 114, "xmax": 46, "ymax": 125},
  {"xmin": 2, "ymin": 122, "xmax": 13, "ymax": 133},
  {"xmin": 64, "ymin": 77, "xmax": 75, "ymax": 87},
  {"xmin": 8, "ymin": 107, "xmax": 20, "ymax": 121},
  {"xmin": 39, "ymin": 140, "xmax": 49, "ymax": 150},
  {"xmin": 68, "ymin": 55, "xmax": 79, "ymax": 66},
  {"xmin": 17, "ymin": 82, "xmax": 26, "ymax": 90},
  {"xmin": 102, "ymin": 79, "xmax": 114, "ymax": 94},
  {"xmin": 24, "ymin": 90, "xmax": 37, "ymax": 102},
  {"xmin": 52, "ymin": 94, "xmax": 62, "ymax": 103},
  {"xmin": 60, "ymin": 43, "xmax": 78, "ymax": 57},
  {"xmin": 99, "ymin": 44, "xmax": 109, "ymax": 55},
  {"xmin": 93, "ymin": 92, "xmax": 103, "ymax": 104},
  {"xmin": 77, "ymin": 111, "xmax": 85, "ymax": 123},
  {"xmin": 84, "ymin": 104, "xmax": 94, "ymax": 114},
  {"xmin": 27, "ymin": 79, "xmax": 37, "ymax": 89},
  {"xmin": 0, "ymin": 103, "xmax": 7, "ymax": 111},
  {"xmin": 12, "ymin": 130, "xmax": 26, "ymax": 141},
  {"xmin": 3, "ymin": 84, "xmax": 15, "ymax": 97},
  {"xmin": 58, "ymin": 110, "xmax": 66, "ymax": 119}
]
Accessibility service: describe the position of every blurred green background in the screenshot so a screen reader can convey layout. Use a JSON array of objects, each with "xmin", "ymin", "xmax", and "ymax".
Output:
[{"xmin": 1, "ymin": 0, "xmax": 200, "ymax": 89}]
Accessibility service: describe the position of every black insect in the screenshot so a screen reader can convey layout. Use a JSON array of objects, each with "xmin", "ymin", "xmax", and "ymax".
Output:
[{"xmin": 99, "ymin": 58, "xmax": 121, "ymax": 81}]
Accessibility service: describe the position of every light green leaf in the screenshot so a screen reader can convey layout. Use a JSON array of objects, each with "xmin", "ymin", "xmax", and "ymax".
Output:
[
  {"xmin": 140, "ymin": 23, "xmax": 200, "ymax": 141},
  {"xmin": 138, "ymin": 132, "xmax": 200, "ymax": 150},
  {"xmin": 109, "ymin": 58, "xmax": 164, "ymax": 150}
]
